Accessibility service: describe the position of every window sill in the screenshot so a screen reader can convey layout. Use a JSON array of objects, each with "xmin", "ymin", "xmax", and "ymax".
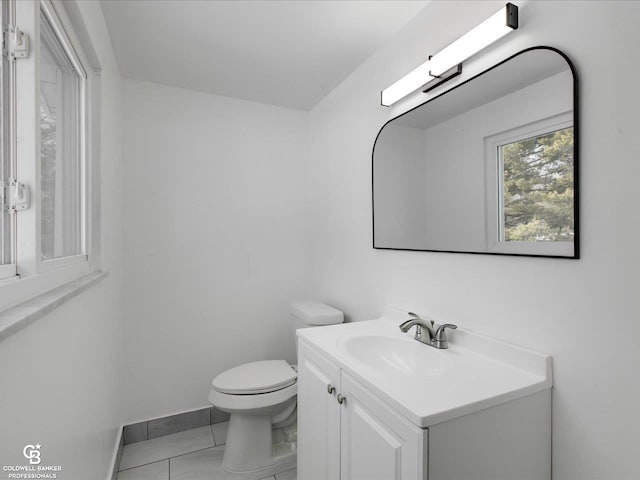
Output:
[{"xmin": 0, "ymin": 270, "xmax": 109, "ymax": 343}]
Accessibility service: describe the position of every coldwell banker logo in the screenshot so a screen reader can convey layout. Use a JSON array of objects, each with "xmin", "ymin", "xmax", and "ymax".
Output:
[
  {"xmin": 2, "ymin": 444, "xmax": 62, "ymax": 479},
  {"xmin": 22, "ymin": 445, "xmax": 41, "ymax": 465}
]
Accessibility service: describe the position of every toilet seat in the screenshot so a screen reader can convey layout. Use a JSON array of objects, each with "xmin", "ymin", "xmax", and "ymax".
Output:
[
  {"xmin": 208, "ymin": 382, "xmax": 297, "ymax": 412},
  {"xmin": 212, "ymin": 360, "xmax": 297, "ymax": 395}
]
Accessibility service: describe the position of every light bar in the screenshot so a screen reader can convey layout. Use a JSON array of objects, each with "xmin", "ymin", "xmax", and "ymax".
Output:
[
  {"xmin": 428, "ymin": 3, "xmax": 518, "ymax": 77},
  {"xmin": 380, "ymin": 61, "xmax": 434, "ymax": 109},
  {"xmin": 381, "ymin": 3, "xmax": 518, "ymax": 107}
]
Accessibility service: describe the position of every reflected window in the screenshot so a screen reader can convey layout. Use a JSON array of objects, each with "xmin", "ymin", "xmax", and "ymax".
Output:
[
  {"xmin": 499, "ymin": 127, "xmax": 574, "ymax": 243},
  {"xmin": 484, "ymin": 111, "xmax": 574, "ymax": 256}
]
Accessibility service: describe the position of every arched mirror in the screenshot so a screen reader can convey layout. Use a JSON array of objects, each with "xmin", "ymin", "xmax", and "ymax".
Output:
[{"xmin": 372, "ymin": 47, "xmax": 579, "ymax": 258}]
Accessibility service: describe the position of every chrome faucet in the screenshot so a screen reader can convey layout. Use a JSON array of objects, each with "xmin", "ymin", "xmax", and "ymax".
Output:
[
  {"xmin": 399, "ymin": 312, "xmax": 457, "ymax": 349},
  {"xmin": 399, "ymin": 312, "xmax": 436, "ymax": 345}
]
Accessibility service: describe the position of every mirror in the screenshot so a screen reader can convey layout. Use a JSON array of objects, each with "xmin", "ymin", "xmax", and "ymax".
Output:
[{"xmin": 372, "ymin": 47, "xmax": 578, "ymax": 258}]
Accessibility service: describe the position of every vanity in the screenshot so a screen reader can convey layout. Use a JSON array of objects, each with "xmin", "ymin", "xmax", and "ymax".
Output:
[{"xmin": 296, "ymin": 307, "xmax": 552, "ymax": 480}]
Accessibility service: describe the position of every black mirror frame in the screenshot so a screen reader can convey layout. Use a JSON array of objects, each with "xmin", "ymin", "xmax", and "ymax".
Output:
[{"xmin": 372, "ymin": 46, "xmax": 580, "ymax": 259}]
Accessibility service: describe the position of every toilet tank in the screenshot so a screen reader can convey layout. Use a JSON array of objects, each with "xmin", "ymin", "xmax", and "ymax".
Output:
[{"xmin": 291, "ymin": 302, "xmax": 344, "ymax": 353}]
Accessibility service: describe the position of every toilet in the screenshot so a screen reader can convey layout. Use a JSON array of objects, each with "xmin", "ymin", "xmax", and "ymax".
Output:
[{"xmin": 208, "ymin": 302, "xmax": 344, "ymax": 478}]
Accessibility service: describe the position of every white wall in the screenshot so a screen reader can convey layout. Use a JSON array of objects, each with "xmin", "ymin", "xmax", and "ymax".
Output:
[
  {"xmin": 307, "ymin": 1, "xmax": 640, "ymax": 479},
  {"xmin": 121, "ymin": 80, "xmax": 310, "ymax": 422},
  {"xmin": 0, "ymin": 2, "xmax": 123, "ymax": 479}
]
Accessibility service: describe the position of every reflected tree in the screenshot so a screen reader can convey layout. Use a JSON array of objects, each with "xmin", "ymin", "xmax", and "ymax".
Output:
[{"xmin": 502, "ymin": 127, "xmax": 574, "ymax": 242}]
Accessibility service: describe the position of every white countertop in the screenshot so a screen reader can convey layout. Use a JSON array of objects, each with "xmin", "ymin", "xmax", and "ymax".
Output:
[{"xmin": 297, "ymin": 306, "xmax": 552, "ymax": 428}]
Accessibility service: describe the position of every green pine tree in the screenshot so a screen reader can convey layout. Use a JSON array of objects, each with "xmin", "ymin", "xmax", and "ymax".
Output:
[{"xmin": 502, "ymin": 127, "xmax": 574, "ymax": 242}]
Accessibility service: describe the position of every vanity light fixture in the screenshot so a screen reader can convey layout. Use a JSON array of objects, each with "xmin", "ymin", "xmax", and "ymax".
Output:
[{"xmin": 380, "ymin": 2, "xmax": 518, "ymax": 107}]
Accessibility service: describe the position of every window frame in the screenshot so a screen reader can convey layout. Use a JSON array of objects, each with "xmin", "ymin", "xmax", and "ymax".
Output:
[
  {"xmin": 484, "ymin": 111, "xmax": 574, "ymax": 256},
  {"xmin": 37, "ymin": 0, "xmax": 88, "ymax": 272},
  {"xmin": 0, "ymin": 0, "xmax": 101, "ymax": 311},
  {"xmin": 0, "ymin": 0, "xmax": 17, "ymax": 281}
]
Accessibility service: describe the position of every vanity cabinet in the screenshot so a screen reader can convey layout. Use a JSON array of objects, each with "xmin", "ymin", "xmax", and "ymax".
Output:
[
  {"xmin": 297, "ymin": 332, "xmax": 551, "ymax": 480},
  {"xmin": 298, "ymin": 341, "xmax": 426, "ymax": 480}
]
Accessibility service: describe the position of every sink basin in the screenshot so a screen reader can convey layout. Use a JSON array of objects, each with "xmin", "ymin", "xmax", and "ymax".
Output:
[
  {"xmin": 297, "ymin": 316, "xmax": 552, "ymax": 428},
  {"xmin": 298, "ymin": 313, "xmax": 552, "ymax": 427},
  {"xmin": 338, "ymin": 335, "xmax": 446, "ymax": 377}
]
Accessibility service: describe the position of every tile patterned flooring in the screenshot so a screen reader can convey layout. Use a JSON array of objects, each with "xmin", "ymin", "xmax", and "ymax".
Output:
[{"xmin": 117, "ymin": 422, "xmax": 296, "ymax": 480}]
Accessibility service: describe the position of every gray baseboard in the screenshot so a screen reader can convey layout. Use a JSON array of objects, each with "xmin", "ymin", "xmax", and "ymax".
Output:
[{"xmin": 122, "ymin": 406, "xmax": 230, "ymax": 445}]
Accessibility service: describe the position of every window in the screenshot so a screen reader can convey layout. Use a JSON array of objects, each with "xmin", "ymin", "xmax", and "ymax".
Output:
[
  {"xmin": 0, "ymin": 0, "xmax": 100, "ymax": 310},
  {"xmin": 485, "ymin": 113, "xmax": 574, "ymax": 256},
  {"xmin": 39, "ymin": 7, "xmax": 85, "ymax": 263}
]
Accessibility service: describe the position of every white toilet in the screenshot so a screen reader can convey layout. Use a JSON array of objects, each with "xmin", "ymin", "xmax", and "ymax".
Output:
[{"xmin": 208, "ymin": 302, "xmax": 344, "ymax": 479}]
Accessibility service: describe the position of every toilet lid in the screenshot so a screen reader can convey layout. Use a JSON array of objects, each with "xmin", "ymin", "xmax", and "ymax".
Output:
[{"xmin": 212, "ymin": 360, "xmax": 297, "ymax": 394}]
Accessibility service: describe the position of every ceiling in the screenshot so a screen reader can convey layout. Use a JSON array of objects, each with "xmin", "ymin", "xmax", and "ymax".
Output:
[{"xmin": 99, "ymin": 0, "xmax": 428, "ymax": 110}]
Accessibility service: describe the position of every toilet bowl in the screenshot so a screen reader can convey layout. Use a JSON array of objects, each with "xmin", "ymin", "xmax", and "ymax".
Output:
[
  {"xmin": 208, "ymin": 360, "xmax": 298, "ymax": 478},
  {"xmin": 208, "ymin": 302, "xmax": 344, "ymax": 479}
]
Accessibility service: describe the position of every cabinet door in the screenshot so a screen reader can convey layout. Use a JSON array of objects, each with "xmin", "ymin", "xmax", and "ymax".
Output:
[
  {"xmin": 297, "ymin": 340, "xmax": 341, "ymax": 480},
  {"xmin": 340, "ymin": 371, "xmax": 427, "ymax": 480}
]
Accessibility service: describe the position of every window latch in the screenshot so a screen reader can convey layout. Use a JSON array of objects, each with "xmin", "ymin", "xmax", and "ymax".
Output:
[
  {"xmin": 3, "ymin": 25, "xmax": 30, "ymax": 60},
  {"xmin": 4, "ymin": 179, "xmax": 30, "ymax": 213}
]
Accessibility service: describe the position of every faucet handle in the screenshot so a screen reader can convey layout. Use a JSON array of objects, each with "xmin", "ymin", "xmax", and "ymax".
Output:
[{"xmin": 433, "ymin": 324, "xmax": 457, "ymax": 349}]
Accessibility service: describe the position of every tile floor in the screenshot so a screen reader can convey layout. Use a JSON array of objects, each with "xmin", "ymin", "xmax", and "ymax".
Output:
[{"xmin": 117, "ymin": 422, "xmax": 296, "ymax": 480}]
